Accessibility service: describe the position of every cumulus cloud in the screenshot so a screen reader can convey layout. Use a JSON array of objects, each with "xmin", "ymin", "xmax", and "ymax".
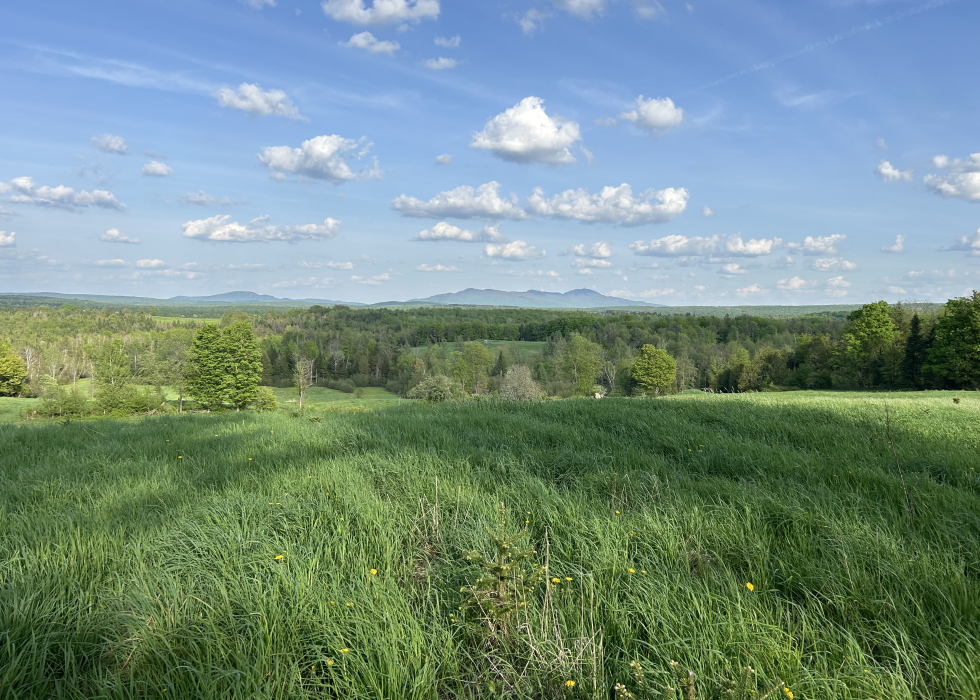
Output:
[
  {"xmin": 923, "ymin": 152, "xmax": 980, "ymax": 202},
  {"xmin": 702, "ymin": 206, "xmax": 713, "ymax": 217},
  {"xmin": 434, "ymin": 154, "xmax": 453, "ymax": 165},
  {"xmin": 777, "ymin": 276, "xmax": 812, "ymax": 290},
  {"xmin": 352, "ymin": 272, "xmax": 392, "ymax": 285},
  {"xmin": 885, "ymin": 286, "xmax": 905, "ymax": 295},
  {"xmin": 529, "ymin": 184, "xmax": 688, "ymax": 225},
  {"xmin": 258, "ymin": 135, "xmax": 381, "ymax": 183},
  {"xmin": 213, "ymin": 83, "xmax": 304, "ymax": 119},
  {"xmin": 100, "ymin": 228, "xmax": 140, "ymax": 244},
  {"xmin": 181, "ymin": 214, "xmax": 340, "ymax": 242},
  {"xmin": 142, "ymin": 161, "xmax": 173, "ymax": 177},
  {"xmin": 826, "ymin": 276, "xmax": 851, "ymax": 288},
  {"xmin": 0, "ymin": 231, "xmax": 14, "ymax": 247},
  {"xmin": 552, "ymin": 0, "xmax": 607, "ymax": 18},
  {"xmin": 434, "ymin": 34, "xmax": 460, "ymax": 47},
  {"xmin": 518, "ymin": 8, "xmax": 550, "ymax": 34},
  {"xmin": 629, "ymin": 234, "xmax": 718, "ymax": 256},
  {"xmin": 241, "ymin": 0, "xmax": 276, "ymax": 7},
  {"xmin": 735, "ymin": 283, "xmax": 766, "ymax": 297},
  {"xmin": 875, "ymin": 159, "xmax": 912, "ymax": 182},
  {"xmin": 725, "ymin": 233, "xmax": 782, "ymax": 256},
  {"xmin": 321, "ymin": 0, "xmax": 439, "ymax": 25},
  {"xmin": 484, "ymin": 240, "xmax": 545, "ymax": 259},
  {"xmin": 392, "ymin": 181, "xmax": 528, "ymax": 220},
  {"xmin": 876, "ymin": 138, "xmax": 888, "ymax": 150},
  {"xmin": 91, "ymin": 134, "xmax": 128, "ymax": 154},
  {"xmin": 327, "ymin": 260, "xmax": 356, "ymax": 269},
  {"xmin": 95, "ymin": 258, "xmax": 127, "ymax": 266},
  {"xmin": 789, "ymin": 234, "xmax": 845, "ymax": 255},
  {"xmin": 471, "ymin": 97, "xmax": 581, "ymax": 165},
  {"xmin": 417, "ymin": 263, "xmax": 459, "ymax": 272},
  {"xmin": 181, "ymin": 191, "xmax": 232, "ymax": 206},
  {"xmin": 945, "ymin": 227, "xmax": 980, "ymax": 255},
  {"xmin": 572, "ymin": 258, "xmax": 613, "ymax": 268},
  {"xmin": 769, "ymin": 255, "xmax": 794, "ymax": 269},
  {"xmin": 341, "ymin": 31, "xmax": 400, "ymax": 54},
  {"xmin": 413, "ymin": 221, "xmax": 507, "ymax": 242},
  {"xmin": 881, "ymin": 234, "xmax": 904, "ymax": 253},
  {"xmin": 634, "ymin": 0, "xmax": 665, "ymax": 18},
  {"xmin": 1, "ymin": 176, "xmax": 125, "ymax": 211},
  {"xmin": 422, "ymin": 56, "xmax": 457, "ymax": 69},
  {"xmin": 720, "ymin": 263, "xmax": 747, "ymax": 275},
  {"xmin": 619, "ymin": 96, "xmax": 683, "ymax": 136},
  {"xmin": 136, "ymin": 259, "xmax": 166, "ymax": 268},
  {"xmin": 571, "ymin": 241, "xmax": 612, "ymax": 258},
  {"xmin": 810, "ymin": 257, "xmax": 857, "ymax": 271}
]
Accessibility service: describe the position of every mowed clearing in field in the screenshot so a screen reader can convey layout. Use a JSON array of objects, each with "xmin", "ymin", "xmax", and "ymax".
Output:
[{"xmin": 0, "ymin": 392, "xmax": 977, "ymax": 699}]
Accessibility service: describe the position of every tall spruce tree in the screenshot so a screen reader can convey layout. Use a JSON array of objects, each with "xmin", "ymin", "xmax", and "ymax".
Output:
[
  {"xmin": 927, "ymin": 291, "xmax": 980, "ymax": 389},
  {"xmin": 222, "ymin": 322, "xmax": 264, "ymax": 410},
  {"xmin": 901, "ymin": 314, "xmax": 928, "ymax": 388},
  {"xmin": 188, "ymin": 324, "xmax": 226, "ymax": 410}
]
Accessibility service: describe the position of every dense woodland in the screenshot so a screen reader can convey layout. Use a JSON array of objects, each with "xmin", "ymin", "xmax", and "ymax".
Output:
[{"xmin": 1, "ymin": 293, "xmax": 978, "ymax": 415}]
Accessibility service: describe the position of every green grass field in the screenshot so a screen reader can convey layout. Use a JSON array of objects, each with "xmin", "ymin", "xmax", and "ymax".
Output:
[{"xmin": 1, "ymin": 392, "xmax": 977, "ymax": 698}]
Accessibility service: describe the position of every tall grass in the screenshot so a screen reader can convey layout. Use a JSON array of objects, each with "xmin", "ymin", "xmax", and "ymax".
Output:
[{"xmin": 0, "ymin": 393, "xmax": 977, "ymax": 698}]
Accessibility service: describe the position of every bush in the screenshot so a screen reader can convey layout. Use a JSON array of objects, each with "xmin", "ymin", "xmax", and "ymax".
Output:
[
  {"xmin": 327, "ymin": 379, "xmax": 356, "ymax": 394},
  {"xmin": 498, "ymin": 365, "xmax": 544, "ymax": 401},
  {"xmin": 252, "ymin": 387, "xmax": 279, "ymax": 412},
  {"xmin": 406, "ymin": 374, "xmax": 466, "ymax": 402}
]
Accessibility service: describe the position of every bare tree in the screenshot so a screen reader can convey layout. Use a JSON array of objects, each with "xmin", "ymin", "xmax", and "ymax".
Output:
[{"xmin": 294, "ymin": 356, "xmax": 315, "ymax": 411}]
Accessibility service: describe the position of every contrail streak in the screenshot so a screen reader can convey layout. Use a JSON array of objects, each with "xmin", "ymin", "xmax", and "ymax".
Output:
[{"xmin": 683, "ymin": 0, "xmax": 959, "ymax": 95}]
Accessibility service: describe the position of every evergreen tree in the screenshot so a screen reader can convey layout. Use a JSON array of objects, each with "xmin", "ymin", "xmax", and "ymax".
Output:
[
  {"xmin": 491, "ymin": 348, "xmax": 512, "ymax": 377},
  {"xmin": 632, "ymin": 344, "xmax": 677, "ymax": 395},
  {"xmin": 561, "ymin": 334, "xmax": 603, "ymax": 395},
  {"xmin": 926, "ymin": 291, "xmax": 980, "ymax": 389},
  {"xmin": 901, "ymin": 314, "xmax": 928, "ymax": 388},
  {"xmin": 187, "ymin": 324, "xmax": 226, "ymax": 410},
  {"xmin": 0, "ymin": 340, "xmax": 29, "ymax": 396},
  {"xmin": 222, "ymin": 322, "xmax": 264, "ymax": 411}
]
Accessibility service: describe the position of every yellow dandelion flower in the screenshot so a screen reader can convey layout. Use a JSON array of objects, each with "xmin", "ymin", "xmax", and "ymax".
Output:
[
  {"xmin": 746, "ymin": 582, "xmax": 755, "ymax": 591},
  {"xmin": 615, "ymin": 510, "xmax": 620, "ymax": 514},
  {"xmin": 565, "ymin": 680, "xmax": 576, "ymax": 688},
  {"xmin": 275, "ymin": 555, "xmax": 283, "ymax": 560},
  {"xmin": 552, "ymin": 577, "xmax": 560, "ymax": 584},
  {"xmin": 565, "ymin": 576, "xmax": 572, "ymax": 581},
  {"xmin": 346, "ymin": 602, "xmax": 353, "ymax": 607},
  {"xmin": 370, "ymin": 569, "xmax": 377, "ymax": 575},
  {"xmin": 641, "ymin": 570, "xmax": 647, "ymax": 574},
  {"xmin": 329, "ymin": 601, "xmax": 335, "ymax": 605},
  {"xmin": 248, "ymin": 458, "xmax": 252, "ymax": 461},
  {"xmin": 326, "ymin": 659, "xmax": 334, "ymax": 666},
  {"xmin": 783, "ymin": 689, "xmax": 794, "ymax": 700},
  {"xmin": 628, "ymin": 568, "xmax": 635, "ymax": 574},
  {"xmin": 340, "ymin": 648, "xmax": 349, "ymax": 653},
  {"xmin": 177, "ymin": 456, "xmax": 182, "ymax": 459}
]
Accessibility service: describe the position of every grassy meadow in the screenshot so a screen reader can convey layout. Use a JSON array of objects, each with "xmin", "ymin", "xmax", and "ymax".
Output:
[{"xmin": 0, "ymin": 392, "xmax": 978, "ymax": 698}]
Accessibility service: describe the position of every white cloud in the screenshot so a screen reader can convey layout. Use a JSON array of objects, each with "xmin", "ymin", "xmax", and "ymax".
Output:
[
  {"xmin": 258, "ymin": 135, "xmax": 381, "ymax": 183},
  {"xmin": 299, "ymin": 260, "xmax": 323, "ymax": 268},
  {"xmin": 945, "ymin": 227, "xmax": 980, "ymax": 255},
  {"xmin": 181, "ymin": 214, "xmax": 340, "ymax": 242},
  {"xmin": 594, "ymin": 117, "xmax": 617, "ymax": 127},
  {"xmin": 826, "ymin": 276, "xmax": 851, "ymax": 288},
  {"xmin": 1, "ymin": 176, "xmax": 125, "ymax": 211},
  {"xmin": 471, "ymin": 96, "xmax": 581, "ymax": 165},
  {"xmin": 552, "ymin": 0, "xmax": 607, "ymax": 18},
  {"xmin": 702, "ymin": 206, "xmax": 714, "ymax": 217},
  {"xmin": 484, "ymin": 240, "xmax": 545, "ymax": 259},
  {"xmin": 417, "ymin": 263, "xmax": 459, "ymax": 272},
  {"xmin": 145, "ymin": 150, "xmax": 166, "ymax": 159},
  {"xmin": 790, "ymin": 234, "xmax": 845, "ymax": 255},
  {"xmin": 95, "ymin": 258, "xmax": 127, "ymax": 266},
  {"xmin": 634, "ymin": 0, "xmax": 665, "ymax": 18},
  {"xmin": 769, "ymin": 255, "xmax": 794, "ymax": 269},
  {"xmin": 91, "ymin": 134, "xmax": 128, "ymax": 154},
  {"xmin": 505, "ymin": 269, "xmax": 560, "ymax": 278},
  {"xmin": 142, "ymin": 161, "xmax": 173, "ymax": 177},
  {"xmin": 423, "ymin": 56, "xmax": 457, "ymax": 69},
  {"xmin": 326, "ymin": 260, "xmax": 356, "ymax": 269},
  {"xmin": 720, "ymin": 263, "xmax": 747, "ymax": 275},
  {"xmin": 810, "ymin": 257, "xmax": 857, "ymax": 271},
  {"xmin": 136, "ymin": 259, "xmax": 166, "ymax": 268},
  {"xmin": 0, "ymin": 231, "xmax": 14, "ymax": 247},
  {"xmin": 100, "ymin": 228, "xmax": 140, "ymax": 244},
  {"xmin": 777, "ymin": 276, "xmax": 812, "ymax": 290},
  {"xmin": 725, "ymin": 233, "xmax": 782, "ymax": 256},
  {"xmin": 181, "ymin": 191, "xmax": 232, "ymax": 206},
  {"xmin": 321, "ymin": 0, "xmax": 439, "ymax": 25},
  {"xmin": 576, "ymin": 268, "xmax": 594, "ymax": 275},
  {"xmin": 352, "ymin": 272, "xmax": 392, "ymax": 285},
  {"xmin": 434, "ymin": 34, "xmax": 460, "ymax": 48},
  {"xmin": 875, "ymin": 159, "xmax": 912, "ymax": 182},
  {"xmin": 529, "ymin": 184, "xmax": 688, "ymax": 225},
  {"xmin": 886, "ymin": 286, "xmax": 906, "ymax": 295},
  {"xmin": 518, "ymin": 9, "xmax": 549, "ymax": 35},
  {"xmin": 213, "ymin": 83, "xmax": 303, "ymax": 119},
  {"xmin": 435, "ymin": 154, "xmax": 453, "ymax": 165},
  {"xmin": 392, "ymin": 181, "xmax": 528, "ymax": 220},
  {"xmin": 341, "ymin": 31, "xmax": 400, "ymax": 54},
  {"xmin": 573, "ymin": 258, "xmax": 613, "ymax": 268},
  {"xmin": 619, "ymin": 96, "xmax": 683, "ymax": 136},
  {"xmin": 571, "ymin": 241, "xmax": 612, "ymax": 258},
  {"xmin": 630, "ymin": 234, "xmax": 718, "ymax": 256},
  {"xmin": 875, "ymin": 138, "xmax": 888, "ymax": 150},
  {"xmin": 0, "ymin": 206, "xmax": 12, "ymax": 218},
  {"xmin": 735, "ymin": 283, "xmax": 766, "ymax": 297},
  {"xmin": 241, "ymin": 0, "xmax": 276, "ymax": 7},
  {"xmin": 881, "ymin": 234, "xmax": 904, "ymax": 253},
  {"xmin": 413, "ymin": 221, "xmax": 507, "ymax": 242},
  {"xmin": 635, "ymin": 287, "xmax": 676, "ymax": 298},
  {"xmin": 923, "ymin": 152, "xmax": 980, "ymax": 202}
]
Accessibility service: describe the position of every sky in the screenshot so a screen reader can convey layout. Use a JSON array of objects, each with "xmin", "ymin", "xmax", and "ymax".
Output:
[{"xmin": 1, "ymin": 0, "xmax": 978, "ymax": 305}]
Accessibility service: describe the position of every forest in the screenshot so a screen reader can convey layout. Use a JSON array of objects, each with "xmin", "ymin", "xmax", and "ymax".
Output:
[{"xmin": 1, "ymin": 293, "xmax": 978, "ymax": 416}]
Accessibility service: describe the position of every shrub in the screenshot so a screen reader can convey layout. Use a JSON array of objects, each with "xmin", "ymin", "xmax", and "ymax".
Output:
[
  {"xmin": 252, "ymin": 387, "xmax": 279, "ymax": 412},
  {"xmin": 406, "ymin": 374, "xmax": 466, "ymax": 402},
  {"xmin": 327, "ymin": 378, "xmax": 356, "ymax": 393},
  {"xmin": 498, "ymin": 365, "xmax": 544, "ymax": 401}
]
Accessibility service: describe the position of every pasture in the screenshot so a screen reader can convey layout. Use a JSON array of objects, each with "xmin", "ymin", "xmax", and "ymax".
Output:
[{"xmin": 0, "ymin": 392, "xmax": 977, "ymax": 698}]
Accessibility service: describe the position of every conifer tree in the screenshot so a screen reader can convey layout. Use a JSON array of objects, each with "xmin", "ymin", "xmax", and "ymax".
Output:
[
  {"xmin": 187, "ymin": 324, "xmax": 226, "ymax": 410},
  {"xmin": 222, "ymin": 322, "xmax": 264, "ymax": 410}
]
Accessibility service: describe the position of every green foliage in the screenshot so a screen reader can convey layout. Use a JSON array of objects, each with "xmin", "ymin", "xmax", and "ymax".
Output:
[
  {"xmin": 94, "ymin": 339, "xmax": 132, "ymax": 387},
  {"xmin": 448, "ymin": 341, "xmax": 495, "ymax": 394},
  {"xmin": 406, "ymin": 374, "xmax": 466, "ymax": 401},
  {"xmin": 927, "ymin": 291, "xmax": 980, "ymax": 389},
  {"xmin": 0, "ymin": 340, "xmax": 28, "ymax": 396},
  {"xmin": 839, "ymin": 301, "xmax": 897, "ymax": 388},
  {"xmin": 560, "ymin": 333, "xmax": 603, "ymax": 395},
  {"xmin": 222, "ymin": 322, "xmax": 264, "ymax": 410},
  {"xmin": 632, "ymin": 344, "xmax": 677, "ymax": 394},
  {"xmin": 498, "ymin": 365, "xmax": 544, "ymax": 400},
  {"xmin": 251, "ymin": 386, "xmax": 279, "ymax": 412},
  {"xmin": 187, "ymin": 324, "xmax": 227, "ymax": 410}
]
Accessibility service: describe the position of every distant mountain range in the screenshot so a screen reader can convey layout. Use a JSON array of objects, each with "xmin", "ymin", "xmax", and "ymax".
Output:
[
  {"xmin": 384, "ymin": 288, "xmax": 658, "ymax": 308},
  {"xmin": 168, "ymin": 291, "xmax": 361, "ymax": 305}
]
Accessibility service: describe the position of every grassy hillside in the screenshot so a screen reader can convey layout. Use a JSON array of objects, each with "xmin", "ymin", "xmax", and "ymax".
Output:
[{"xmin": 0, "ymin": 393, "xmax": 977, "ymax": 698}]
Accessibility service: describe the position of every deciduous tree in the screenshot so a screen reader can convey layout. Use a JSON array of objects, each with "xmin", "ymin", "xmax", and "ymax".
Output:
[{"xmin": 631, "ymin": 344, "xmax": 677, "ymax": 395}]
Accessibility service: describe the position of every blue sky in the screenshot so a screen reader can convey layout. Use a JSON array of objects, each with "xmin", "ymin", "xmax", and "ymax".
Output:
[{"xmin": 1, "ymin": 0, "xmax": 978, "ymax": 304}]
